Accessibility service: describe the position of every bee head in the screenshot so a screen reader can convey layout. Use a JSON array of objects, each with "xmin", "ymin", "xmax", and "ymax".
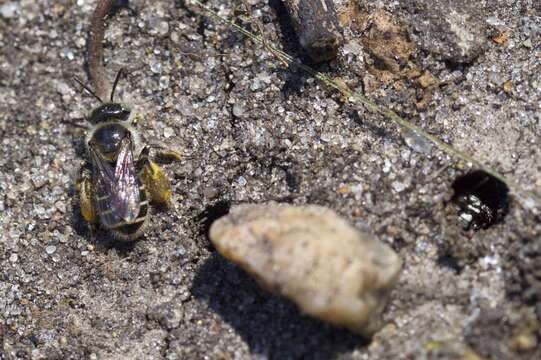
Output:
[
  {"xmin": 89, "ymin": 103, "xmax": 131, "ymax": 124},
  {"xmin": 74, "ymin": 68, "xmax": 131, "ymax": 124}
]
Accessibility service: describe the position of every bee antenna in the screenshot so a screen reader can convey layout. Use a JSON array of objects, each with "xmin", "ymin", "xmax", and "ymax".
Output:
[
  {"xmin": 73, "ymin": 77, "xmax": 104, "ymax": 103},
  {"xmin": 110, "ymin": 68, "xmax": 124, "ymax": 102}
]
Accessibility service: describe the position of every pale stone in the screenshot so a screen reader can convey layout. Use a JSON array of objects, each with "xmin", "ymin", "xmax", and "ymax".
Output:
[{"xmin": 209, "ymin": 202, "xmax": 402, "ymax": 336}]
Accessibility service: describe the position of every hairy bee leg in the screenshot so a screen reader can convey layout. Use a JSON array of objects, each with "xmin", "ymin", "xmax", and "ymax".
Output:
[
  {"xmin": 76, "ymin": 169, "xmax": 98, "ymax": 225},
  {"xmin": 154, "ymin": 148, "xmax": 183, "ymax": 164},
  {"xmin": 140, "ymin": 141, "xmax": 184, "ymax": 164},
  {"xmin": 139, "ymin": 155, "xmax": 173, "ymax": 208}
]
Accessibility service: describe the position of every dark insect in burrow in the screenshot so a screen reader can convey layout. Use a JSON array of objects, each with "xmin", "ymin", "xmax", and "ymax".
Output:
[{"xmin": 451, "ymin": 170, "xmax": 509, "ymax": 231}]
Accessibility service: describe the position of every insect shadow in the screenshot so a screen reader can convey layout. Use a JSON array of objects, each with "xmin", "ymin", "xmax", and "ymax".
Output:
[{"xmin": 191, "ymin": 252, "xmax": 365, "ymax": 359}]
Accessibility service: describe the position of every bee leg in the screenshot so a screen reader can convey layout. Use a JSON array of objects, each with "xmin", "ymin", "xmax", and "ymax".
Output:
[
  {"xmin": 142, "ymin": 142, "xmax": 184, "ymax": 164},
  {"xmin": 154, "ymin": 148, "xmax": 183, "ymax": 164},
  {"xmin": 76, "ymin": 168, "xmax": 98, "ymax": 225},
  {"xmin": 139, "ymin": 148, "xmax": 173, "ymax": 208}
]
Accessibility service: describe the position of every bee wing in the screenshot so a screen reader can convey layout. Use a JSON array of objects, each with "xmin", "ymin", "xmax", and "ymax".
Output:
[
  {"xmin": 89, "ymin": 145, "xmax": 124, "ymax": 228},
  {"xmin": 113, "ymin": 135, "xmax": 141, "ymax": 222},
  {"xmin": 89, "ymin": 137, "xmax": 141, "ymax": 228}
]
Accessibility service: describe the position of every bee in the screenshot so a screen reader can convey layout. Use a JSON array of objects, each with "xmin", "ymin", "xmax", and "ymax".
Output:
[
  {"xmin": 74, "ymin": 69, "xmax": 173, "ymax": 240},
  {"xmin": 452, "ymin": 170, "xmax": 509, "ymax": 231},
  {"xmin": 456, "ymin": 193, "xmax": 494, "ymax": 231}
]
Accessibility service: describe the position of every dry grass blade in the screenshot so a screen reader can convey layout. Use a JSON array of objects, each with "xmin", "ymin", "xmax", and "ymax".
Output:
[{"xmin": 188, "ymin": 0, "xmax": 540, "ymax": 211}]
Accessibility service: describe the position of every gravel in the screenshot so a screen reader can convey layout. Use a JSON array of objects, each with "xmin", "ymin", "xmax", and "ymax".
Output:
[{"xmin": 0, "ymin": 0, "xmax": 540, "ymax": 359}]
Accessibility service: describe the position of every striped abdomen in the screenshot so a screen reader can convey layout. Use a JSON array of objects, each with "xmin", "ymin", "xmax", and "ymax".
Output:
[{"xmin": 94, "ymin": 181, "xmax": 150, "ymax": 241}]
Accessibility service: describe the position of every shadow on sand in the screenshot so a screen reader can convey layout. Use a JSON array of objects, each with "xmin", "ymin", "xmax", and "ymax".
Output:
[{"xmin": 191, "ymin": 252, "xmax": 366, "ymax": 360}]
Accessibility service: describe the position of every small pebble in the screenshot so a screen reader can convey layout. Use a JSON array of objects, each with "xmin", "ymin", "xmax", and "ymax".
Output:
[
  {"xmin": 159, "ymin": 76, "xmax": 170, "ymax": 89},
  {"xmin": 403, "ymin": 130, "xmax": 433, "ymax": 154},
  {"xmin": 232, "ymin": 103, "xmax": 245, "ymax": 118},
  {"xmin": 31, "ymin": 175, "xmax": 47, "ymax": 189},
  {"xmin": 392, "ymin": 180, "xmax": 408, "ymax": 193},
  {"xmin": 45, "ymin": 245, "xmax": 57, "ymax": 255},
  {"xmin": 157, "ymin": 21, "xmax": 169, "ymax": 36},
  {"xmin": 150, "ymin": 61, "xmax": 162, "ymax": 74},
  {"xmin": 9, "ymin": 253, "xmax": 18, "ymax": 263},
  {"xmin": 250, "ymin": 79, "xmax": 262, "ymax": 91},
  {"xmin": 237, "ymin": 176, "xmax": 247, "ymax": 187},
  {"xmin": 0, "ymin": 2, "xmax": 18, "ymax": 18},
  {"xmin": 163, "ymin": 126, "xmax": 174, "ymax": 138},
  {"xmin": 202, "ymin": 187, "xmax": 219, "ymax": 199}
]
